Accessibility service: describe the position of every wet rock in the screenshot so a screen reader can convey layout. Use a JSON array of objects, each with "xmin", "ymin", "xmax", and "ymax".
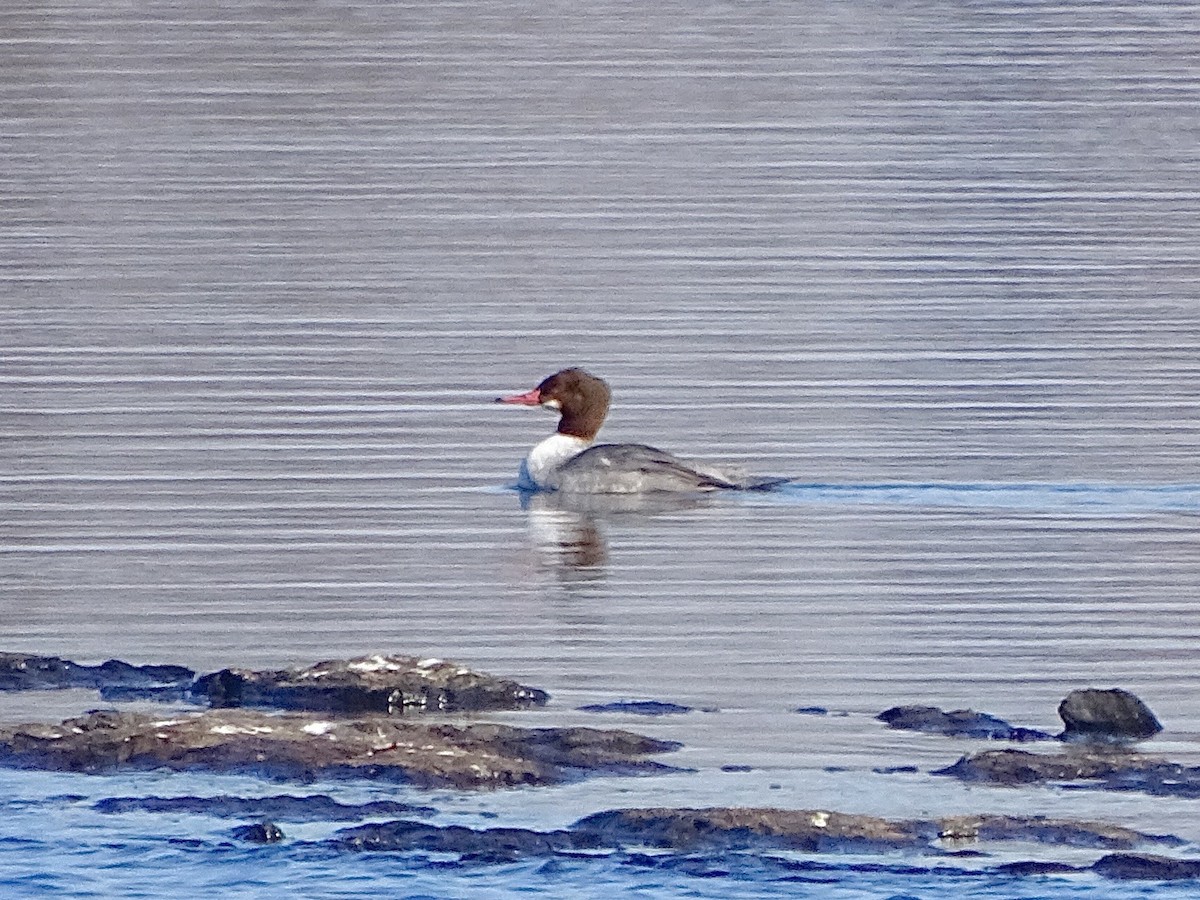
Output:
[
  {"xmin": 932, "ymin": 746, "xmax": 1200, "ymax": 799},
  {"xmin": 576, "ymin": 700, "xmax": 693, "ymax": 716},
  {"xmin": 0, "ymin": 709, "xmax": 680, "ymax": 789},
  {"xmin": 94, "ymin": 794, "xmax": 434, "ymax": 821},
  {"xmin": 877, "ymin": 705, "xmax": 1052, "ymax": 742},
  {"xmin": 1058, "ymin": 688, "xmax": 1162, "ymax": 742},
  {"xmin": 326, "ymin": 807, "xmax": 1177, "ymax": 860},
  {"xmin": 573, "ymin": 807, "xmax": 924, "ymax": 853},
  {"xmin": 932, "ymin": 814, "xmax": 1180, "ymax": 850},
  {"xmin": 934, "ymin": 747, "xmax": 1138, "ymax": 785},
  {"xmin": 191, "ymin": 654, "xmax": 548, "ymax": 714},
  {"xmin": 1092, "ymin": 853, "xmax": 1200, "ymax": 881},
  {"xmin": 233, "ymin": 821, "xmax": 284, "ymax": 843},
  {"xmin": 333, "ymin": 820, "xmax": 584, "ymax": 862},
  {"xmin": 0, "ymin": 652, "xmax": 193, "ymax": 694},
  {"xmin": 793, "ymin": 706, "xmax": 829, "ymax": 716},
  {"xmin": 995, "ymin": 860, "xmax": 1082, "ymax": 876}
]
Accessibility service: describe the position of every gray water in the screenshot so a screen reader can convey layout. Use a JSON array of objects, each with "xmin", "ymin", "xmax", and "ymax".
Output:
[{"xmin": 4, "ymin": 1, "xmax": 1200, "ymax": 895}]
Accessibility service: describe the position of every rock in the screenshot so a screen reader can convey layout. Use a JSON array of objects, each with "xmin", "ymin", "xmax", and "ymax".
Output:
[
  {"xmin": 994, "ymin": 860, "xmax": 1082, "ymax": 876},
  {"xmin": 876, "ymin": 705, "xmax": 1052, "ymax": 742},
  {"xmin": 572, "ymin": 807, "xmax": 923, "ymax": 853},
  {"xmin": 325, "ymin": 807, "xmax": 1178, "ymax": 860},
  {"xmin": 933, "ymin": 746, "xmax": 1200, "ymax": 799},
  {"xmin": 191, "ymin": 655, "xmax": 548, "ymax": 714},
  {"xmin": 333, "ymin": 820, "xmax": 584, "ymax": 861},
  {"xmin": 932, "ymin": 814, "xmax": 1179, "ymax": 850},
  {"xmin": 1058, "ymin": 689, "xmax": 1162, "ymax": 742},
  {"xmin": 1092, "ymin": 852, "xmax": 1200, "ymax": 880},
  {"xmin": 576, "ymin": 701, "xmax": 693, "ymax": 716},
  {"xmin": 934, "ymin": 747, "xmax": 1138, "ymax": 785},
  {"xmin": 94, "ymin": 794, "xmax": 434, "ymax": 821},
  {"xmin": 793, "ymin": 706, "xmax": 828, "ymax": 716},
  {"xmin": 232, "ymin": 821, "xmax": 284, "ymax": 843},
  {"xmin": 0, "ymin": 652, "xmax": 193, "ymax": 694},
  {"xmin": 0, "ymin": 709, "xmax": 680, "ymax": 789}
]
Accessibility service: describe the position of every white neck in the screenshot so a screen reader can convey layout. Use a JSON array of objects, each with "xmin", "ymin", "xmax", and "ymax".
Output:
[{"xmin": 519, "ymin": 433, "xmax": 590, "ymax": 489}]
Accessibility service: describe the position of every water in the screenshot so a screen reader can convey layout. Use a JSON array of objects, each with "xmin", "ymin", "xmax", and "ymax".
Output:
[{"xmin": 3, "ymin": 0, "xmax": 1200, "ymax": 895}]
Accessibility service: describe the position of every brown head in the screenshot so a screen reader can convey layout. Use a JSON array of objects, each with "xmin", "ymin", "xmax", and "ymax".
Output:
[{"xmin": 495, "ymin": 367, "xmax": 612, "ymax": 441}]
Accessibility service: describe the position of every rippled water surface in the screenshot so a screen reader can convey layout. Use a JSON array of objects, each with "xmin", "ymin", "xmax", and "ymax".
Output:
[{"xmin": 4, "ymin": 0, "xmax": 1200, "ymax": 895}]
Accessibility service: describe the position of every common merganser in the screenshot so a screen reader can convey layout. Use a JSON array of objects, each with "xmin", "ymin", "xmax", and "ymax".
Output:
[{"xmin": 495, "ymin": 368, "xmax": 786, "ymax": 493}]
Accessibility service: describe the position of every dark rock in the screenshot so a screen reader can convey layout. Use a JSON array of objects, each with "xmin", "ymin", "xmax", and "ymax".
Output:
[
  {"xmin": 720, "ymin": 764, "xmax": 754, "ymax": 772},
  {"xmin": 572, "ymin": 807, "xmax": 923, "ymax": 853},
  {"xmin": 931, "ymin": 814, "xmax": 1179, "ymax": 850},
  {"xmin": 191, "ymin": 654, "xmax": 548, "ymax": 714},
  {"xmin": 933, "ymin": 746, "xmax": 1200, "ymax": 800},
  {"xmin": 872, "ymin": 765, "xmax": 919, "ymax": 774},
  {"xmin": 876, "ymin": 705, "xmax": 1052, "ymax": 742},
  {"xmin": 333, "ymin": 820, "xmax": 585, "ymax": 861},
  {"xmin": 934, "ymin": 747, "xmax": 1134, "ymax": 785},
  {"xmin": 323, "ymin": 807, "xmax": 1178, "ymax": 861},
  {"xmin": 0, "ymin": 652, "xmax": 193, "ymax": 693},
  {"xmin": 793, "ymin": 706, "xmax": 828, "ymax": 716},
  {"xmin": 576, "ymin": 701, "xmax": 693, "ymax": 716},
  {"xmin": 232, "ymin": 821, "xmax": 284, "ymax": 843},
  {"xmin": 995, "ymin": 860, "xmax": 1082, "ymax": 876},
  {"xmin": 1058, "ymin": 689, "xmax": 1162, "ymax": 742},
  {"xmin": 94, "ymin": 794, "xmax": 434, "ymax": 821},
  {"xmin": 1092, "ymin": 853, "xmax": 1200, "ymax": 880},
  {"xmin": 0, "ymin": 709, "xmax": 680, "ymax": 789}
]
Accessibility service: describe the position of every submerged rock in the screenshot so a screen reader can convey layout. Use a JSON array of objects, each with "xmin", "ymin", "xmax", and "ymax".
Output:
[
  {"xmin": 192, "ymin": 655, "xmax": 548, "ymax": 714},
  {"xmin": 94, "ymin": 794, "xmax": 434, "ymax": 821},
  {"xmin": 576, "ymin": 700, "xmax": 694, "ymax": 716},
  {"xmin": 0, "ymin": 653, "xmax": 193, "ymax": 695},
  {"xmin": 877, "ymin": 706, "xmax": 1052, "ymax": 742},
  {"xmin": 0, "ymin": 709, "xmax": 680, "ymax": 789},
  {"xmin": 1058, "ymin": 688, "xmax": 1162, "ymax": 742}
]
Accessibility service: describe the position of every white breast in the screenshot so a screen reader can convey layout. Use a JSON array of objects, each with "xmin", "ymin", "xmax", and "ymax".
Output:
[{"xmin": 519, "ymin": 433, "xmax": 590, "ymax": 489}]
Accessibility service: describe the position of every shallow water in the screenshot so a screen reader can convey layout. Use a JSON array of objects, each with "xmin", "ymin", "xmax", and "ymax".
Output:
[{"xmin": 4, "ymin": 0, "xmax": 1200, "ymax": 895}]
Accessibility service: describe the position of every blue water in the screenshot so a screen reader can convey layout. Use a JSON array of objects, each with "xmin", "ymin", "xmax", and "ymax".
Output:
[
  {"xmin": 0, "ymin": 771, "xmax": 1195, "ymax": 900},
  {"xmin": 772, "ymin": 482, "xmax": 1200, "ymax": 513}
]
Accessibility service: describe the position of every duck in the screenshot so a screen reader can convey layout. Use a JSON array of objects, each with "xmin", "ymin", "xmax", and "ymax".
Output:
[{"xmin": 495, "ymin": 367, "xmax": 786, "ymax": 493}]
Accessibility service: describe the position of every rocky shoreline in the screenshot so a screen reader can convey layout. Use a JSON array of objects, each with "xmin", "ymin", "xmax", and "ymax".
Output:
[{"xmin": 3, "ymin": 651, "xmax": 1200, "ymax": 882}]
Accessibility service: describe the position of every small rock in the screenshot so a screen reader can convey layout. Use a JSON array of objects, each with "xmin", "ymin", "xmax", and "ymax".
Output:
[
  {"xmin": 876, "ymin": 705, "xmax": 1051, "ymax": 742},
  {"xmin": 995, "ymin": 860, "xmax": 1081, "ymax": 876},
  {"xmin": 1058, "ymin": 689, "xmax": 1162, "ymax": 742},
  {"xmin": 576, "ymin": 701, "xmax": 693, "ymax": 716},
  {"xmin": 233, "ymin": 822, "xmax": 284, "ymax": 843},
  {"xmin": 0, "ymin": 652, "xmax": 193, "ymax": 694}
]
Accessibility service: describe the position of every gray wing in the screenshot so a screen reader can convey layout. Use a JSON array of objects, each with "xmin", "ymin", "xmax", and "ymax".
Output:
[{"xmin": 554, "ymin": 443, "xmax": 741, "ymax": 493}]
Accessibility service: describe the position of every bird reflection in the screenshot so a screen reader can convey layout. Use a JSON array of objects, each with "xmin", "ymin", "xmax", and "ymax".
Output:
[{"xmin": 518, "ymin": 489, "xmax": 717, "ymax": 579}]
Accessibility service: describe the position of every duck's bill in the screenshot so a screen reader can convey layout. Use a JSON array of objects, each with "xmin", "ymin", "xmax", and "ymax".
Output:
[{"xmin": 495, "ymin": 388, "xmax": 542, "ymax": 406}]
